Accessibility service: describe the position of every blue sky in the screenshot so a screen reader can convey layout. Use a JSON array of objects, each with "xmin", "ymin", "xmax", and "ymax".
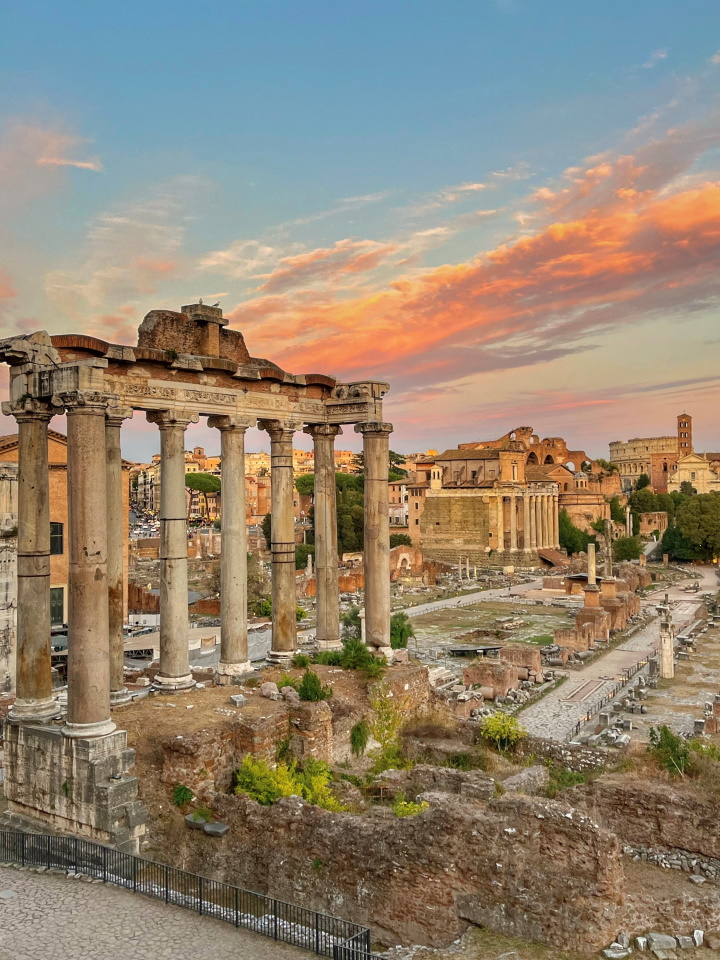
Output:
[{"xmin": 2, "ymin": 1, "xmax": 720, "ymax": 460}]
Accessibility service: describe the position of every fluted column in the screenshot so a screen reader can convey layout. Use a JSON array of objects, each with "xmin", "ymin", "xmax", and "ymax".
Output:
[
  {"xmin": 209, "ymin": 416, "xmax": 255, "ymax": 680},
  {"xmin": 260, "ymin": 420, "xmax": 299, "ymax": 662},
  {"xmin": 509, "ymin": 493, "xmax": 518, "ymax": 552},
  {"xmin": 106, "ymin": 407, "xmax": 133, "ymax": 706},
  {"xmin": 523, "ymin": 494, "xmax": 531, "ymax": 552},
  {"xmin": 147, "ymin": 410, "xmax": 199, "ymax": 690},
  {"xmin": 62, "ymin": 391, "xmax": 116, "ymax": 738},
  {"xmin": 355, "ymin": 421, "xmax": 393, "ymax": 655},
  {"xmin": 552, "ymin": 494, "xmax": 560, "ymax": 547},
  {"xmin": 537, "ymin": 494, "xmax": 545, "ymax": 548},
  {"xmin": 5, "ymin": 401, "xmax": 61, "ymax": 722},
  {"xmin": 305, "ymin": 424, "xmax": 342, "ymax": 650}
]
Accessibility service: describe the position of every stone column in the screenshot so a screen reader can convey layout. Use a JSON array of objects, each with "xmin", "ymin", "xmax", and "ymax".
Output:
[
  {"xmin": 529, "ymin": 495, "xmax": 537, "ymax": 549},
  {"xmin": 553, "ymin": 495, "xmax": 560, "ymax": 547},
  {"xmin": 209, "ymin": 416, "xmax": 255, "ymax": 680},
  {"xmin": 305, "ymin": 424, "xmax": 342, "ymax": 650},
  {"xmin": 260, "ymin": 420, "xmax": 299, "ymax": 662},
  {"xmin": 147, "ymin": 410, "xmax": 199, "ymax": 690},
  {"xmin": 535, "ymin": 495, "xmax": 543, "ymax": 548},
  {"xmin": 106, "ymin": 408, "xmax": 133, "ymax": 706},
  {"xmin": 509, "ymin": 493, "xmax": 518, "ymax": 552},
  {"xmin": 523, "ymin": 495, "xmax": 531, "ymax": 552},
  {"xmin": 62, "ymin": 391, "xmax": 116, "ymax": 738},
  {"xmin": 587, "ymin": 541, "xmax": 597, "ymax": 585},
  {"xmin": 356, "ymin": 422, "xmax": 393, "ymax": 656},
  {"xmin": 6, "ymin": 402, "xmax": 61, "ymax": 722}
]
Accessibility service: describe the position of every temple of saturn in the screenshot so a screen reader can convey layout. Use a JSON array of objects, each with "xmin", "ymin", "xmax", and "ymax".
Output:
[{"xmin": 0, "ymin": 302, "xmax": 392, "ymax": 850}]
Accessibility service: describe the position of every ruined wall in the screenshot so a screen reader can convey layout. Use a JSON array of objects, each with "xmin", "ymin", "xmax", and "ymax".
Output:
[
  {"xmin": 419, "ymin": 492, "xmax": 491, "ymax": 562},
  {"xmin": 573, "ymin": 775, "xmax": 720, "ymax": 859},
  {"xmin": 499, "ymin": 643, "xmax": 542, "ymax": 675},
  {"xmin": 463, "ymin": 659, "xmax": 518, "ymax": 697},
  {"xmin": 518, "ymin": 735, "xmax": 616, "ymax": 772},
  {"xmin": 171, "ymin": 792, "xmax": 624, "ymax": 951}
]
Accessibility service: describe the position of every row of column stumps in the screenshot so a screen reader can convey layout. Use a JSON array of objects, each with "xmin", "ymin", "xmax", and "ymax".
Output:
[{"xmin": 7, "ymin": 394, "xmax": 394, "ymax": 733}]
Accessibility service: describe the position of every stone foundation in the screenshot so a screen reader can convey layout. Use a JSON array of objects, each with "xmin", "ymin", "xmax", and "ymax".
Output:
[
  {"xmin": 2, "ymin": 720, "xmax": 146, "ymax": 852},
  {"xmin": 463, "ymin": 659, "xmax": 518, "ymax": 697}
]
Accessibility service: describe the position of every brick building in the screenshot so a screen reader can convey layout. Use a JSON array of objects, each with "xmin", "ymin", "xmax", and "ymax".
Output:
[{"xmin": 609, "ymin": 414, "xmax": 692, "ymax": 493}]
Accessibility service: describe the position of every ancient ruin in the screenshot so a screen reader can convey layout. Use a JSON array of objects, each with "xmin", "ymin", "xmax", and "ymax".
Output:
[{"xmin": 0, "ymin": 303, "xmax": 392, "ymax": 848}]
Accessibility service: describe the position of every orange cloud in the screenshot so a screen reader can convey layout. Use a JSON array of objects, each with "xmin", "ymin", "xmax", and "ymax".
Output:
[
  {"xmin": 229, "ymin": 135, "xmax": 720, "ymax": 394},
  {"xmin": 257, "ymin": 240, "xmax": 399, "ymax": 294}
]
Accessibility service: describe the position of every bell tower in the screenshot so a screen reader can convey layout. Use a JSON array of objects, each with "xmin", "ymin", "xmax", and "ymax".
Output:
[{"xmin": 677, "ymin": 413, "xmax": 693, "ymax": 455}]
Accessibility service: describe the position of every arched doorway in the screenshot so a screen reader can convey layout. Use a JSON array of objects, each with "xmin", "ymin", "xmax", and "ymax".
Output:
[
  {"xmin": 526, "ymin": 452, "xmax": 538, "ymax": 465},
  {"xmin": 544, "ymin": 455, "xmax": 554, "ymax": 465}
]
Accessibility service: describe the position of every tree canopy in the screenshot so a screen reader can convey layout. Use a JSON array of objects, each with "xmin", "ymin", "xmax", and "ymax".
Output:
[
  {"xmin": 660, "ymin": 524, "xmax": 704, "ymax": 562},
  {"xmin": 559, "ymin": 509, "xmax": 596, "ymax": 555},
  {"xmin": 390, "ymin": 533, "xmax": 413, "ymax": 548},
  {"xmin": 636, "ymin": 473, "xmax": 651, "ymax": 490},
  {"xmin": 613, "ymin": 536, "xmax": 643, "ymax": 561},
  {"xmin": 608, "ymin": 495, "xmax": 626, "ymax": 524},
  {"xmin": 185, "ymin": 472, "xmax": 221, "ymax": 493},
  {"xmin": 675, "ymin": 493, "xmax": 720, "ymax": 561}
]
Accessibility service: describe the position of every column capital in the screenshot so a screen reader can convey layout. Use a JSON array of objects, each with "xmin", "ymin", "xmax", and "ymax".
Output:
[
  {"xmin": 303, "ymin": 423, "xmax": 343, "ymax": 440},
  {"xmin": 56, "ymin": 390, "xmax": 114, "ymax": 412},
  {"xmin": 1, "ymin": 398, "xmax": 62, "ymax": 422},
  {"xmin": 354, "ymin": 421, "xmax": 393, "ymax": 437},
  {"xmin": 105, "ymin": 404, "xmax": 134, "ymax": 428},
  {"xmin": 207, "ymin": 414, "xmax": 256, "ymax": 432},
  {"xmin": 259, "ymin": 418, "xmax": 301, "ymax": 441},
  {"xmin": 146, "ymin": 409, "xmax": 200, "ymax": 430}
]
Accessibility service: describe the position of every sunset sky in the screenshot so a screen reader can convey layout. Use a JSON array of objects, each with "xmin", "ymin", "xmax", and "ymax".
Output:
[{"xmin": 2, "ymin": 0, "xmax": 720, "ymax": 461}]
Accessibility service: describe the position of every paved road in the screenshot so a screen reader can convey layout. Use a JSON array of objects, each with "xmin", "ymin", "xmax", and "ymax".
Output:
[
  {"xmin": 402, "ymin": 578, "xmax": 543, "ymax": 619},
  {"xmin": 0, "ymin": 866, "xmax": 306, "ymax": 960},
  {"xmin": 519, "ymin": 565, "xmax": 716, "ymax": 741}
]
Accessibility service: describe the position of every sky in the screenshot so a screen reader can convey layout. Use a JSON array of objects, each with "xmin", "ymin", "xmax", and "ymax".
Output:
[{"xmin": 2, "ymin": 0, "xmax": 720, "ymax": 462}]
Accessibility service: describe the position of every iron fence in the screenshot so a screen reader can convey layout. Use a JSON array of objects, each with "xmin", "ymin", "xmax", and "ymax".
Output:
[{"xmin": 0, "ymin": 830, "xmax": 384, "ymax": 959}]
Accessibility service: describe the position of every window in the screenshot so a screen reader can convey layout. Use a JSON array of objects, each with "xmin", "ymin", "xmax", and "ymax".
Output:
[
  {"xmin": 691, "ymin": 472, "xmax": 696, "ymax": 481},
  {"xmin": 416, "ymin": 519, "xmax": 420, "ymax": 525},
  {"xmin": 50, "ymin": 522, "xmax": 64, "ymax": 556},
  {"xmin": 50, "ymin": 587, "xmax": 64, "ymax": 626}
]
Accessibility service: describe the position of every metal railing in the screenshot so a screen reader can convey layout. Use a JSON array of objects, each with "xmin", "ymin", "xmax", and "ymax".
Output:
[
  {"xmin": 0, "ymin": 831, "xmax": 383, "ymax": 959},
  {"xmin": 567, "ymin": 648, "xmax": 657, "ymax": 741}
]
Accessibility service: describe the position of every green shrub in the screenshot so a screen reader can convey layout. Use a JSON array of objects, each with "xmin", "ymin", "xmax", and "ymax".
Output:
[
  {"xmin": 296, "ymin": 605, "xmax": 307, "ymax": 622},
  {"xmin": 277, "ymin": 672, "xmax": 299, "ymax": 692},
  {"xmin": 233, "ymin": 755, "xmax": 346, "ymax": 811},
  {"xmin": 172, "ymin": 784, "xmax": 193, "ymax": 807},
  {"xmin": 253, "ymin": 598, "xmax": 272, "ymax": 618},
  {"xmin": 390, "ymin": 611, "xmax": 414, "ymax": 649},
  {"xmin": 298, "ymin": 670, "xmax": 332, "ymax": 701},
  {"xmin": 389, "ymin": 533, "xmax": 413, "ymax": 548},
  {"xmin": 546, "ymin": 767, "xmax": 585, "ymax": 798},
  {"xmin": 292, "ymin": 653, "xmax": 312, "ymax": 668},
  {"xmin": 479, "ymin": 713, "xmax": 527, "ymax": 752},
  {"xmin": 350, "ymin": 718, "xmax": 370, "ymax": 758},
  {"xmin": 392, "ymin": 792, "xmax": 428, "ymax": 817},
  {"xmin": 314, "ymin": 650, "xmax": 343, "ymax": 666},
  {"xmin": 341, "ymin": 636, "xmax": 374, "ymax": 670},
  {"xmin": 362, "ymin": 656, "xmax": 386, "ymax": 679},
  {"xmin": 191, "ymin": 805, "xmax": 214, "ymax": 823},
  {"xmin": 648, "ymin": 725, "xmax": 690, "ymax": 777}
]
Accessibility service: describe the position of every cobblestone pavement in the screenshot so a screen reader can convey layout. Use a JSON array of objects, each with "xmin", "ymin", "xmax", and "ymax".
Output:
[
  {"xmin": 519, "ymin": 567, "xmax": 715, "ymax": 741},
  {"xmin": 0, "ymin": 866, "xmax": 307, "ymax": 960}
]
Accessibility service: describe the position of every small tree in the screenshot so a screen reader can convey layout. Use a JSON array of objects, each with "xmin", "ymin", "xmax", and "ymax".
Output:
[
  {"xmin": 680, "ymin": 480, "xmax": 698, "ymax": 497},
  {"xmin": 369, "ymin": 679, "xmax": 407, "ymax": 751},
  {"xmin": 389, "ymin": 533, "xmax": 413, "ymax": 548},
  {"xmin": 341, "ymin": 605, "xmax": 361, "ymax": 639},
  {"xmin": 185, "ymin": 472, "xmax": 221, "ymax": 519},
  {"xmin": 479, "ymin": 713, "xmax": 526, "ymax": 752},
  {"xmin": 295, "ymin": 474, "xmax": 315, "ymax": 496},
  {"xmin": 559, "ymin": 509, "xmax": 595, "ymax": 555},
  {"xmin": 295, "ymin": 543, "xmax": 315, "ymax": 570},
  {"xmin": 648, "ymin": 725, "xmax": 690, "ymax": 778},
  {"xmin": 613, "ymin": 536, "xmax": 643, "ymax": 561},
  {"xmin": 390, "ymin": 611, "xmax": 415, "ymax": 649},
  {"xmin": 261, "ymin": 512, "xmax": 272, "ymax": 549},
  {"xmin": 350, "ymin": 718, "xmax": 370, "ymax": 757},
  {"xmin": 636, "ymin": 473, "xmax": 651, "ymax": 490},
  {"xmin": 298, "ymin": 670, "xmax": 332, "ymax": 702},
  {"xmin": 609, "ymin": 495, "xmax": 625, "ymax": 525},
  {"xmin": 676, "ymin": 493, "xmax": 720, "ymax": 560}
]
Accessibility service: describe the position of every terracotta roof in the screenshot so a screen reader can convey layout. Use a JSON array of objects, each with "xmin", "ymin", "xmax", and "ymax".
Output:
[
  {"xmin": 0, "ymin": 429, "xmax": 68, "ymax": 452},
  {"xmin": 436, "ymin": 448, "xmax": 501, "ymax": 461}
]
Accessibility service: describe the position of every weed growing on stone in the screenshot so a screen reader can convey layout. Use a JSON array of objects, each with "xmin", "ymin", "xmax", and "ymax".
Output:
[
  {"xmin": 292, "ymin": 653, "xmax": 312, "ymax": 668},
  {"xmin": 480, "ymin": 713, "xmax": 527, "ymax": 752},
  {"xmin": 545, "ymin": 767, "xmax": 586, "ymax": 798},
  {"xmin": 350, "ymin": 718, "xmax": 370, "ymax": 757},
  {"xmin": 172, "ymin": 784, "xmax": 193, "ymax": 807},
  {"xmin": 233, "ymin": 754, "xmax": 346, "ymax": 812},
  {"xmin": 392, "ymin": 792, "xmax": 428, "ymax": 817},
  {"xmin": 298, "ymin": 670, "xmax": 333, "ymax": 701}
]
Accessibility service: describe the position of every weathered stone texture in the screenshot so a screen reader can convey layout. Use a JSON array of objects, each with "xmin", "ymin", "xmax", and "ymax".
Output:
[
  {"xmin": 2, "ymin": 721, "xmax": 146, "ymax": 851},
  {"xmin": 172, "ymin": 792, "xmax": 625, "ymax": 951},
  {"xmin": 499, "ymin": 643, "xmax": 542, "ymax": 675},
  {"xmin": 137, "ymin": 309, "xmax": 250, "ymax": 364},
  {"xmin": 463, "ymin": 659, "xmax": 518, "ymax": 697},
  {"xmin": 573, "ymin": 775, "xmax": 720, "ymax": 859},
  {"xmin": 376, "ymin": 764, "xmax": 495, "ymax": 802}
]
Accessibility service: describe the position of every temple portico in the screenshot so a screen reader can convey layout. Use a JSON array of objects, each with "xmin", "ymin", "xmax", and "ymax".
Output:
[{"xmin": 0, "ymin": 305, "xmax": 391, "ymax": 847}]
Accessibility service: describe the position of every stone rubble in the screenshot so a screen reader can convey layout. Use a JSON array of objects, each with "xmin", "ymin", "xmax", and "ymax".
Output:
[
  {"xmin": 605, "ymin": 930, "xmax": 713, "ymax": 958},
  {"xmin": 623, "ymin": 844, "xmax": 720, "ymax": 881}
]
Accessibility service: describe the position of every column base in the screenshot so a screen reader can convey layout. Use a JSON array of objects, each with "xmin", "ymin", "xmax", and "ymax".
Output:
[
  {"xmin": 8, "ymin": 696, "xmax": 62, "ymax": 724},
  {"xmin": 215, "ymin": 660, "xmax": 254, "ymax": 684},
  {"xmin": 62, "ymin": 717, "xmax": 117, "ymax": 739},
  {"xmin": 152, "ymin": 673, "xmax": 195, "ymax": 692},
  {"xmin": 368, "ymin": 645, "xmax": 393, "ymax": 660},
  {"xmin": 110, "ymin": 687, "xmax": 133, "ymax": 706},
  {"xmin": 267, "ymin": 649, "xmax": 297, "ymax": 665},
  {"xmin": 316, "ymin": 639, "xmax": 343, "ymax": 651}
]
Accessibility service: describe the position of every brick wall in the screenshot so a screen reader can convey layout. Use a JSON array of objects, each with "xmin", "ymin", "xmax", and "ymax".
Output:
[{"xmin": 463, "ymin": 659, "xmax": 518, "ymax": 697}]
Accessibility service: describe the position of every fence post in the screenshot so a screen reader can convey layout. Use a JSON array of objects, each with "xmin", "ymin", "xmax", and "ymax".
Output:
[
  {"xmin": 235, "ymin": 887, "xmax": 239, "ymax": 927},
  {"xmin": 132, "ymin": 856, "xmax": 137, "ymax": 893},
  {"xmin": 21, "ymin": 833, "xmax": 26, "ymax": 867},
  {"xmin": 315, "ymin": 912, "xmax": 320, "ymax": 954},
  {"xmin": 274, "ymin": 900, "xmax": 278, "ymax": 940},
  {"xmin": 103, "ymin": 846, "xmax": 107, "ymax": 883},
  {"xmin": 165, "ymin": 864, "xmax": 169, "ymax": 903},
  {"xmin": 74, "ymin": 836, "xmax": 78, "ymax": 873},
  {"xmin": 198, "ymin": 876, "xmax": 203, "ymax": 916}
]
